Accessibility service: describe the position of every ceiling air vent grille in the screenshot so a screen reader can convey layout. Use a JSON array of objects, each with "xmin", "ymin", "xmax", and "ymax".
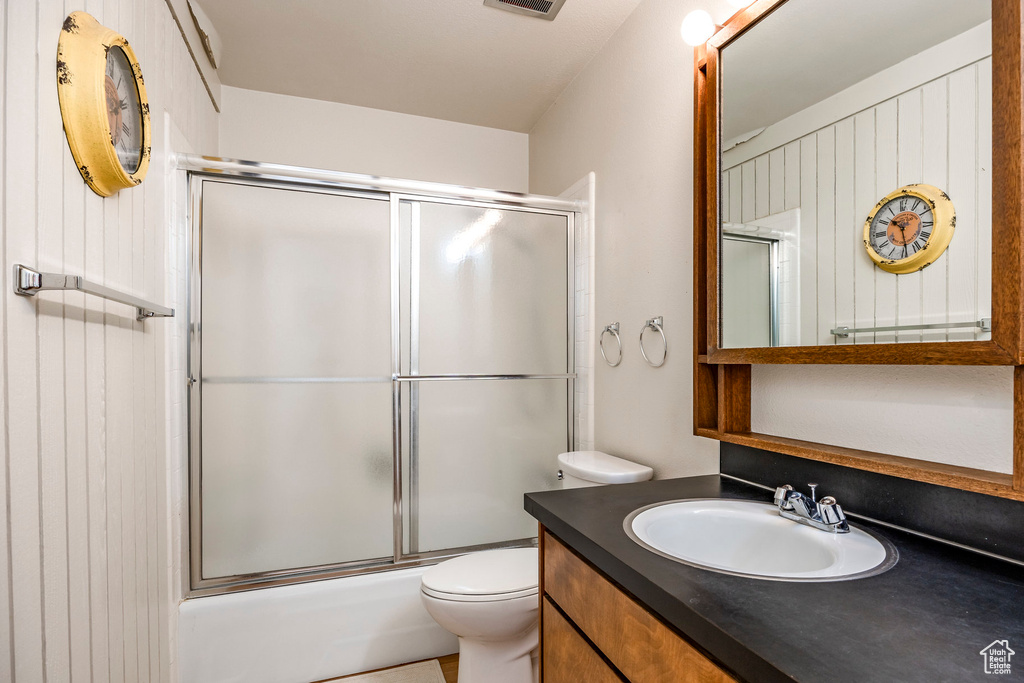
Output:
[{"xmin": 483, "ymin": 0, "xmax": 568, "ymax": 21}]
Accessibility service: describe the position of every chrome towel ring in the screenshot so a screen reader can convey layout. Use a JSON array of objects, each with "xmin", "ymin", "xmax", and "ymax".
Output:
[
  {"xmin": 640, "ymin": 316, "xmax": 667, "ymax": 367},
  {"xmin": 599, "ymin": 322, "xmax": 623, "ymax": 367}
]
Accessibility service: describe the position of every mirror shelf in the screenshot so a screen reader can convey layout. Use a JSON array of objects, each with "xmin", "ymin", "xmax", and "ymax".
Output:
[
  {"xmin": 693, "ymin": 0, "xmax": 1024, "ymax": 502},
  {"xmin": 695, "ymin": 429, "xmax": 1022, "ymax": 502}
]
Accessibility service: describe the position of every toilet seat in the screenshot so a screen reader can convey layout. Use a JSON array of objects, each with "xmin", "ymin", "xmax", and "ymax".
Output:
[
  {"xmin": 421, "ymin": 548, "xmax": 538, "ymax": 603},
  {"xmin": 421, "ymin": 585, "xmax": 538, "ymax": 602}
]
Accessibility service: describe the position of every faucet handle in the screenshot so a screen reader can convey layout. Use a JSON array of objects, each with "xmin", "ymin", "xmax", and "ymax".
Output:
[
  {"xmin": 817, "ymin": 496, "xmax": 847, "ymax": 526},
  {"xmin": 774, "ymin": 484, "xmax": 794, "ymax": 508}
]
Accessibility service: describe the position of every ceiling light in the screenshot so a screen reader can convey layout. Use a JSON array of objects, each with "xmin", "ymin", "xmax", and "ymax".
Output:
[{"xmin": 680, "ymin": 10, "xmax": 716, "ymax": 46}]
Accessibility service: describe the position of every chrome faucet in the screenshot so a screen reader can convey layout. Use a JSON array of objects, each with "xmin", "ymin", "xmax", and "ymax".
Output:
[{"xmin": 773, "ymin": 483, "xmax": 849, "ymax": 533}]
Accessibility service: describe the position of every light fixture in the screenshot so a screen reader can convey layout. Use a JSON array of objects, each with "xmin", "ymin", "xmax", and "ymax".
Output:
[
  {"xmin": 725, "ymin": 0, "xmax": 754, "ymax": 8},
  {"xmin": 680, "ymin": 10, "xmax": 716, "ymax": 46}
]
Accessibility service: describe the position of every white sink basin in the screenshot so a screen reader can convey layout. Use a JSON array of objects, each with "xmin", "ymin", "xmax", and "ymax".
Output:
[{"xmin": 625, "ymin": 499, "xmax": 897, "ymax": 581}]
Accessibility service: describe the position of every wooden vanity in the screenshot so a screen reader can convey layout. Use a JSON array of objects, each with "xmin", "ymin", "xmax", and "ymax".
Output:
[
  {"xmin": 527, "ymin": 473, "xmax": 1024, "ymax": 683},
  {"xmin": 539, "ymin": 529, "xmax": 735, "ymax": 683}
]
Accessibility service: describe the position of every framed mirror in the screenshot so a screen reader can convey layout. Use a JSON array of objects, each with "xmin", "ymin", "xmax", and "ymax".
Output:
[
  {"xmin": 692, "ymin": 0, "xmax": 1024, "ymax": 502},
  {"xmin": 695, "ymin": 0, "xmax": 1024, "ymax": 365}
]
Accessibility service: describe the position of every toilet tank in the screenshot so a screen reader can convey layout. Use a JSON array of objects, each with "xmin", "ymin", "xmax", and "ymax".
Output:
[{"xmin": 557, "ymin": 451, "xmax": 654, "ymax": 489}]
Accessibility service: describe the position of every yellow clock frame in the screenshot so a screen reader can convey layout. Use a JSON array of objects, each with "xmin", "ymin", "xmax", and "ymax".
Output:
[
  {"xmin": 862, "ymin": 183, "xmax": 955, "ymax": 275},
  {"xmin": 56, "ymin": 11, "xmax": 151, "ymax": 197}
]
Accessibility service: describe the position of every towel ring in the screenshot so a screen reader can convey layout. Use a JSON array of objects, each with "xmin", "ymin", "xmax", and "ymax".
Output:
[
  {"xmin": 640, "ymin": 316, "xmax": 667, "ymax": 367},
  {"xmin": 599, "ymin": 323, "xmax": 623, "ymax": 367}
]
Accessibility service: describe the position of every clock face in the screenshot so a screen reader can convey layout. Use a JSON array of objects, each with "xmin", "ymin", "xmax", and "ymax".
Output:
[
  {"xmin": 104, "ymin": 45, "xmax": 143, "ymax": 174},
  {"xmin": 868, "ymin": 195, "xmax": 934, "ymax": 261}
]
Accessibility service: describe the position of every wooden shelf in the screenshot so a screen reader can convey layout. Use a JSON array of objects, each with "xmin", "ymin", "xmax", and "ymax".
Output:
[{"xmin": 711, "ymin": 430, "xmax": 1024, "ymax": 503}]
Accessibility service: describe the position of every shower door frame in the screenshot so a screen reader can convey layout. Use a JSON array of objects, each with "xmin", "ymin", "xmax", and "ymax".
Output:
[{"xmin": 183, "ymin": 156, "xmax": 580, "ymax": 596}]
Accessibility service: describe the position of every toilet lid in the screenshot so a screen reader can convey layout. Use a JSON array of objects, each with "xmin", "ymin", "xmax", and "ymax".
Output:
[{"xmin": 421, "ymin": 548, "xmax": 538, "ymax": 602}]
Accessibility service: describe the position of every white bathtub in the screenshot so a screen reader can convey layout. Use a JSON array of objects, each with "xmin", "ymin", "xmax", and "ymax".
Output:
[{"xmin": 178, "ymin": 566, "xmax": 458, "ymax": 683}]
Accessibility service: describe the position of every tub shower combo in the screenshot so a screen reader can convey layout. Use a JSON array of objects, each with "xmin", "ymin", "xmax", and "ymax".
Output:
[{"xmin": 184, "ymin": 157, "xmax": 579, "ymax": 595}]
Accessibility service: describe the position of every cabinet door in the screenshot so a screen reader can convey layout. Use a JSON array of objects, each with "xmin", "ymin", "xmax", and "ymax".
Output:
[
  {"xmin": 543, "ymin": 598, "xmax": 622, "ymax": 683},
  {"xmin": 543, "ymin": 532, "xmax": 736, "ymax": 683}
]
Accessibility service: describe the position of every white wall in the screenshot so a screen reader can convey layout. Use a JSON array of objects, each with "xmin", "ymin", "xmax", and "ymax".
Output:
[
  {"xmin": 1, "ymin": 1, "xmax": 218, "ymax": 682},
  {"xmin": 218, "ymin": 86, "xmax": 530, "ymax": 192},
  {"xmin": 752, "ymin": 365, "xmax": 1013, "ymax": 473},
  {"xmin": 529, "ymin": 0, "xmax": 730, "ymax": 479}
]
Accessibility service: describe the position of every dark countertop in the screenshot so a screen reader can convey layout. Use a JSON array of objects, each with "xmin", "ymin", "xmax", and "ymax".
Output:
[{"xmin": 525, "ymin": 475, "xmax": 1024, "ymax": 683}]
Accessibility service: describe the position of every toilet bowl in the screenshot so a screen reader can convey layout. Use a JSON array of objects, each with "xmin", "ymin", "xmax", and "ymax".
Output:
[
  {"xmin": 421, "ymin": 451, "xmax": 654, "ymax": 683},
  {"xmin": 420, "ymin": 548, "xmax": 540, "ymax": 683}
]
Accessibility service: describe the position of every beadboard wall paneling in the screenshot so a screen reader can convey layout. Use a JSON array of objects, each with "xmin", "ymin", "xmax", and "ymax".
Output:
[
  {"xmin": 722, "ymin": 58, "xmax": 992, "ymax": 346},
  {"xmin": 2, "ymin": 0, "xmax": 217, "ymax": 681}
]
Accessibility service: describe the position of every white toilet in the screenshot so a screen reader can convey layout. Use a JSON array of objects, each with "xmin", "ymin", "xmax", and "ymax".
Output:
[{"xmin": 420, "ymin": 451, "xmax": 654, "ymax": 683}]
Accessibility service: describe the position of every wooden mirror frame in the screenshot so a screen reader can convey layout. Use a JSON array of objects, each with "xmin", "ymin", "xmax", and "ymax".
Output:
[{"xmin": 693, "ymin": 0, "xmax": 1024, "ymax": 501}]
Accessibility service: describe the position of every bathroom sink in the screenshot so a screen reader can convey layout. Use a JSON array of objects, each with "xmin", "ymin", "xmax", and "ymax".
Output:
[{"xmin": 624, "ymin": 499, "xmax": 897, "ymax": 582}]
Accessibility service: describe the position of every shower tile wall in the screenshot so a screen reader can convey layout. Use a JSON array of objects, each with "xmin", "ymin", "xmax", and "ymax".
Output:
[{"xmin": 565, "ymin": 174, "xmax": 595, "ymax": 451}]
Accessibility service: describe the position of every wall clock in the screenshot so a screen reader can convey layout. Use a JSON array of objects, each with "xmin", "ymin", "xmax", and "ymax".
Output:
[
  {"xmin": 863, "ymin": 184, "xmax": 955, "ymax": 274},
  {"xmin": 57, "ymin": 11, "xmax": 151, "ymax": 197}
]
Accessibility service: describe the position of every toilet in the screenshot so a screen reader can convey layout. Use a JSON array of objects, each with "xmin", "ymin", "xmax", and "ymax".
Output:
[{"xmin": 420, "ymin": 451, "xmax": 654, "ymax": 683}]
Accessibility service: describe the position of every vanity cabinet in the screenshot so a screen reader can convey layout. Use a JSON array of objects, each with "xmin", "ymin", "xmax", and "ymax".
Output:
[{"xmin": 540, "ymin": 530, "xmax": 735, "ymax": 683}]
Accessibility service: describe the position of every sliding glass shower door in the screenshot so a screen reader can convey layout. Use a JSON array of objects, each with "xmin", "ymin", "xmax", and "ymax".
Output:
[
  {"xmin": 398, "ymin": 200, "xmax": 571, "ymax": 555},
  {"xmin": 189, "ymin": 176, "xmax": 573, "ymax": 592},
  {"xmin": 195, "ymin": 180, "xmax": 395, "ymax": 581}
]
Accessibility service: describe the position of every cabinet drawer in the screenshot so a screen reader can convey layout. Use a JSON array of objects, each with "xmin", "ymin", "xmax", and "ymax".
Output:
[
  {"xmin": 543, "ymin": 597, "xmax": 623, "ymax": 683},
  {"xmin": 542, "ymin": 532, "xmax": 735, "ymax": 683}
]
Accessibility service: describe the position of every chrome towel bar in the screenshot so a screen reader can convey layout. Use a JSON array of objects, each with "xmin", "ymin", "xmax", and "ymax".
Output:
[
  {"xmin": 14, "ymin": 264, "xmax": 174, "ymax": 321},
  {"xmin": 830, "ymin": 318, "xmax": 990, "ymax": 338}
]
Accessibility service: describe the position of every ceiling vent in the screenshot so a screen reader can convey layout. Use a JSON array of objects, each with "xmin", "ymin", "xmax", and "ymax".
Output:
[{"xmin": 483, "ymin": 0, "xmax": 568, "ymax": 21}]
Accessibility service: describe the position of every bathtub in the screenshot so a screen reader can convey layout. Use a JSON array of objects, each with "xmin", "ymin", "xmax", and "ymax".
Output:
[{"xmin": 178, "ymin": 566, "xmax": 458, "ymax": 683}]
